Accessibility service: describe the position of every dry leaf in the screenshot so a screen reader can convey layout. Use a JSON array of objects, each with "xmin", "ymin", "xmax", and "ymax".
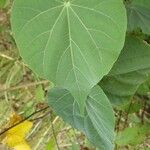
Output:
[
  {"xmin": 2, "ymin": 113, "xmax": 33, "ymax": 150},
  {"xmin": 13, "ymin": 141, "xmax": 31, "ymax": 150}
]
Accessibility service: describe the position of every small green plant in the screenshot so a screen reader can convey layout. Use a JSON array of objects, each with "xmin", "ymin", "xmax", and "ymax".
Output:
[{"xmin": 11, "ymin": 0, "xmax": 150, "ymax": 149}]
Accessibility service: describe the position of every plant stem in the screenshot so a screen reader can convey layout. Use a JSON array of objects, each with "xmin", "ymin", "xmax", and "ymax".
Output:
[
  {"xmin": 50, "ymin": 116, "xmax": 60, "ymax": 150},
  {"xmin": 0, "ymin": 80, "xmax": 49, "ymax": 93}
]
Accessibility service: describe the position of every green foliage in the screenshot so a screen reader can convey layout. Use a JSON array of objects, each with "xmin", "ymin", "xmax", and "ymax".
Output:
[
  {"xmin": 10, "ymin": 0, "xmax": 150, "ymax": 149},
  {"xmin": 11, "ymin": 0, "xmax": 127, "ymax": 113},
  {"xmin": 0, "ymin": 0, "xmax": 6, "ymax": 8},
  {"xmin": 100, "ymin": 36, "xmax": 150, "ymax": 107},
  {"xmin": 45, "ymin": 138, "xmax": 55, "ymax": 150},
  {"xmin": 48, "ymin": 86, "xmax": 115, "ymax": 150},
  {"xmin": 125, "ymin": 0, "xmax": 150, "ymax": 34},
  {"xmin": 0, "ymin": 0, "xmax": 10, "ymax": 8},
  {"xmin": 115, "ymin": 99, "xmax": 143, "ymax": 114},
  {"xmin": 70, "ymin": 143, "xmax": 80, "ymax": 150},
  {"xmin": 35, "ymin": 85, "xmax": 45, "ymax": 102},
  {"xmin": 116, "ymin": 124, "xmax": 150, "ymax": 146},
  {"xmin": 137, "ymin": 75, "xmax": 150, "ymax": 95}
]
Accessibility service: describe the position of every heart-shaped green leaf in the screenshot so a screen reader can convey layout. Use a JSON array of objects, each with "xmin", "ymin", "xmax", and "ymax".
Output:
[
  {"xmin": 11, "ymin": 0, "xmax": 127, "ymax": 112},
  {"xmin": 48, "ymin": 86, "xmax": 115, "ymax": 150}
]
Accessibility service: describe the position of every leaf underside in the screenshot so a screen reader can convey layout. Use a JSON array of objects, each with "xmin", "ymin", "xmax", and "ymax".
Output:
[{"xmin": 48, "ymin": 86, "xmax": 115, "ymax": 150}]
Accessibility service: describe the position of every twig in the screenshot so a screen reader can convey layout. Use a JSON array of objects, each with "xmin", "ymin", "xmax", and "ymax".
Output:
[
  {"xmin": 34, "ymin": 116, "xmax": 59, "ymax": 150},
  {"xmin": 52, "ymin": 116, "xmax": 59, "ymax": 124},
  {"xmin": 0, "ymin": 106, "xmax": 49, "ymax": 136},
  {"xmin": 72, "ymin": 128, "xmax": 81, "ymax": 146},
  {"xmin": 123, "ymin": 100, "xmax": 133, "ymax": 129},
  {"xmin": 30, "ymin": 111, "xmax": 51, "ymax": 121},
  {"xmin": 0, "ymin": 80, "xmax": 49, "ymax": 93},
  {"xmin": 59, "ymin": 127, "xmax": 72, "ymax": 134},
  {"xmin": 27, "ymin": 120, "xmax": 42, "ymax": 138},
  {"xmin": 34, "ymin": 123, "xmax": 51, "ymax": 150},
  {"xmin": 0, "ymin": 53, "xmax": 14, "ymax": 61},
  {"xmin": 59, "ymin": 143, "xmax": 78, "ymax": 148},
  {"xmin": 50, "ymin": 116, "xmax": 60, "ymax": 150},
  {"xmin": 141, "ymin": 100, "xmax": 147, "ymax": 124},
  {"xmin": 143, "ymin": 110, "xmax": 150, "ymax": 116},
  {"xmin": 115, "ymin": 110, "xmax": 122, "ymax": 132}
]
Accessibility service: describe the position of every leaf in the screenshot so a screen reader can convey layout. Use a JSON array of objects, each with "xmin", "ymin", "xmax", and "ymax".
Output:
[
  {"xmin": 6, "ymin": 120, "xmax": 33, "ymax": 139},
  {"xmin": 115, "ymin": 124, "xmax": 150, "ymax": 146},
  {"xmin": 0, "ymin": 0, "xmax": 6, "ymax": 8},
  {"xmin": 13, "ymin": 142, "xmax": 31, "ymax": 150},
  {"xmin": 125, "ymin": 0, "xmax": 150, "ymax": 34},
  {"xmin": 100, "ymin": 35, "xmax": 150, "ymax": 107},
  {"xmin": 11, "ymin": 0, "xmax": 127, "ymax": 113},
  {"xmin": 45, "ymin": 138, "xmax": 55, "ymax": 150},
  {"xmin": 35, "ymin": 85, "xmax": 45, "ymax": 102},
  {"xmin": 2, "ymin": 113, "xmax": 32, "ymax": 150},
  {"xmin": 137, "ymin": 75, "xmax": 150, "ymax": 95},
  {"xmin": 48, "ymin": 86, "xmax": 115, "ymax": 150},
  {"xmin": 70, "ymin": 143, "xmax": 80, "ymax": 150},
  {"xmin": 121, "ymin": 100, "xmax": 142, "ymax": 113}
]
